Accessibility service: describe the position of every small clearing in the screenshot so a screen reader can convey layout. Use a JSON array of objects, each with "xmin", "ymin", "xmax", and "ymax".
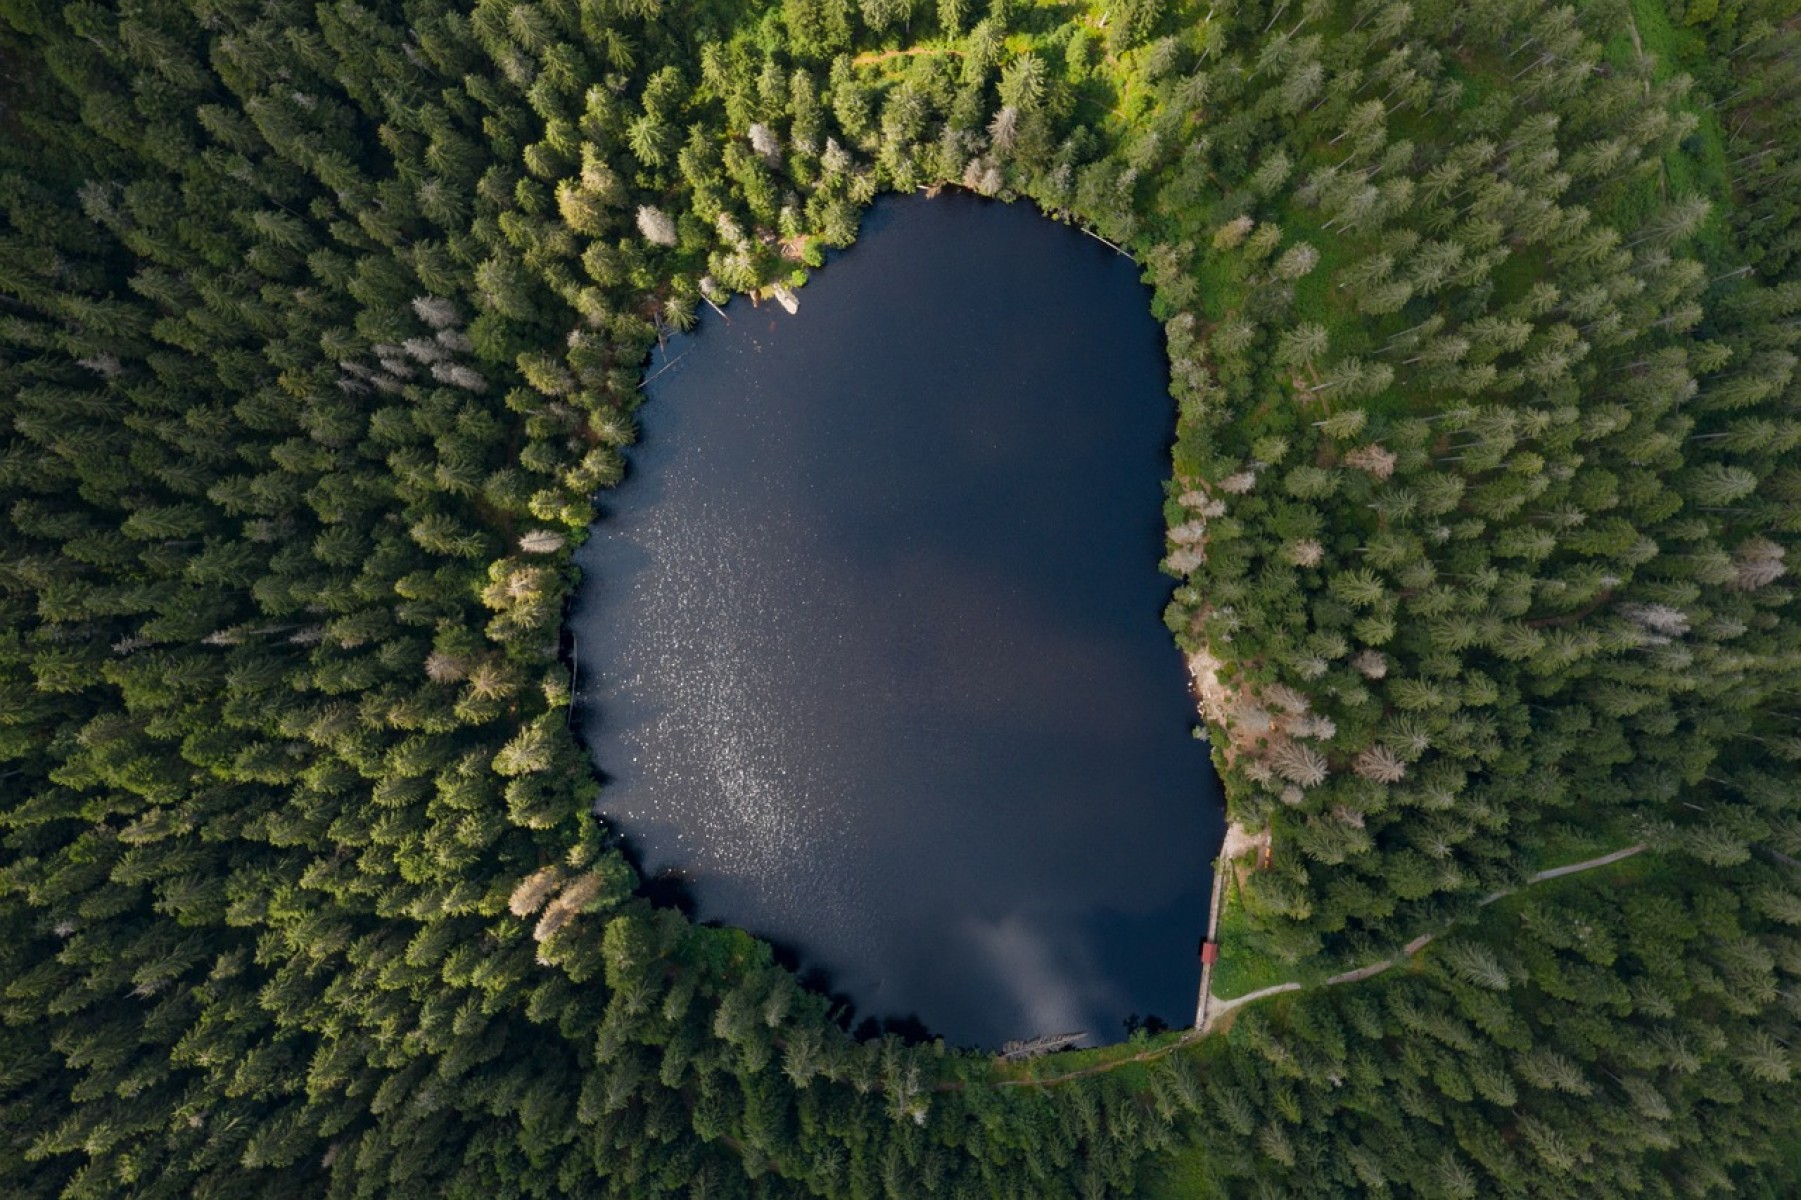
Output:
[{"xmin": 852, "ymin": 47, "xmax": 964, "ymax": 66}]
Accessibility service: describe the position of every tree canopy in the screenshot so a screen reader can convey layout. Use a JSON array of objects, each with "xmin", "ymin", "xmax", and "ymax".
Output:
[{"xmin": 2, "ymin": 0, "xmax": 1801, "ymax": 1195}]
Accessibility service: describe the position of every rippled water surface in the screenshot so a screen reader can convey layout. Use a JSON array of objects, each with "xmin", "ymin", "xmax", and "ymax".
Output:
[{"xmin": 571, "ymin": 193, "xmax": 1222, "ymax": 1049}]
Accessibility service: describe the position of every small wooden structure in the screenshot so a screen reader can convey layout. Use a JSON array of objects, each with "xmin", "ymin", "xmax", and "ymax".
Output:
[
  {"xmin": 998, "ymin": 1031, "xmax": 1086, "ymax": 1061},
  {"xmin": 1199, "ymin": 940, "xmax": 1220, "ymax": 965}
]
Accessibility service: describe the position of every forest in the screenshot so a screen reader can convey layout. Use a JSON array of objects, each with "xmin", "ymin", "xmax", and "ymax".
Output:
[{"xmin": 2, "ymin": 0, "xmax": 1801, "ymax": 1195}]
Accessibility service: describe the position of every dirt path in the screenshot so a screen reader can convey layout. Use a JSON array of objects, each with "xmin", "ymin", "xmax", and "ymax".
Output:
[
  {"xmin": 1526, "ymin": 843, "xmax": 1647, "ymax": 882},
  {"xmin": 1193, "ymin": 856, "xmax": 1228, "ymax": 1027},
  {"xmin": 958, "ymin": 1035, "xmax": 1206, "ymax": 1090}
]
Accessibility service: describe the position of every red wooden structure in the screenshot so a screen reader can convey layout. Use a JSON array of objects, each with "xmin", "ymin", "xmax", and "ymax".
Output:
[{"xmin": 1200, "ymin": 940, "xmax": 1220, "ymax": 965}]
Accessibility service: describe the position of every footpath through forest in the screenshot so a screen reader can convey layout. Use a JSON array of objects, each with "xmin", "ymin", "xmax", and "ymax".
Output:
[
  {"xmin": 1196, "ymin": 842, "xmax": 1648, "ymax": 1030},
  {"xmin": 958, "ymin": 842, "xmax": 1647, "ymax": 1092}
]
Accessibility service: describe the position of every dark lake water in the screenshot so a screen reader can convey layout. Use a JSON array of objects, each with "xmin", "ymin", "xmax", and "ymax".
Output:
[{"xmin": 570, "ymin": 193, "xmax": 1222, "ymax": 1049}]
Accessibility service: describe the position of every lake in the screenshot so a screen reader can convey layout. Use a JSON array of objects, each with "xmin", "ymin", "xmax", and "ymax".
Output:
[{"xmin": 570, "ymin": 192, "xmax": 1222, "ymax": 1049}]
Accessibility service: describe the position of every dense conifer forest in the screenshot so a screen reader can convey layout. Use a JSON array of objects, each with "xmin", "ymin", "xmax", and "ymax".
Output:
[{"xmin": 4, "ymin": 0, "xmax": 1801, "ymax": 1194}]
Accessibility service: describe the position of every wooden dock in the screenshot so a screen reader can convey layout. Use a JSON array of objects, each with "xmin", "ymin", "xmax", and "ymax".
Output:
[{"xmin": 999, "ymin": 1031, "xmax": 1086, "ymax": 1061}]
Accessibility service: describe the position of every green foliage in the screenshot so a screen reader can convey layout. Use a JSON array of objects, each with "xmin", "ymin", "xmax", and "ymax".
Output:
[{"xmin": 4, "ymin": 0, "xmax": 1801, "ymax": 1196}]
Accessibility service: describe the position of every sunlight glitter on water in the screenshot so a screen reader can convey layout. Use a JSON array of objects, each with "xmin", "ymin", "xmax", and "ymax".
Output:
[{"xmin": 571, "ymin": 193, "xmax": 1221, "ymax": 1048}]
